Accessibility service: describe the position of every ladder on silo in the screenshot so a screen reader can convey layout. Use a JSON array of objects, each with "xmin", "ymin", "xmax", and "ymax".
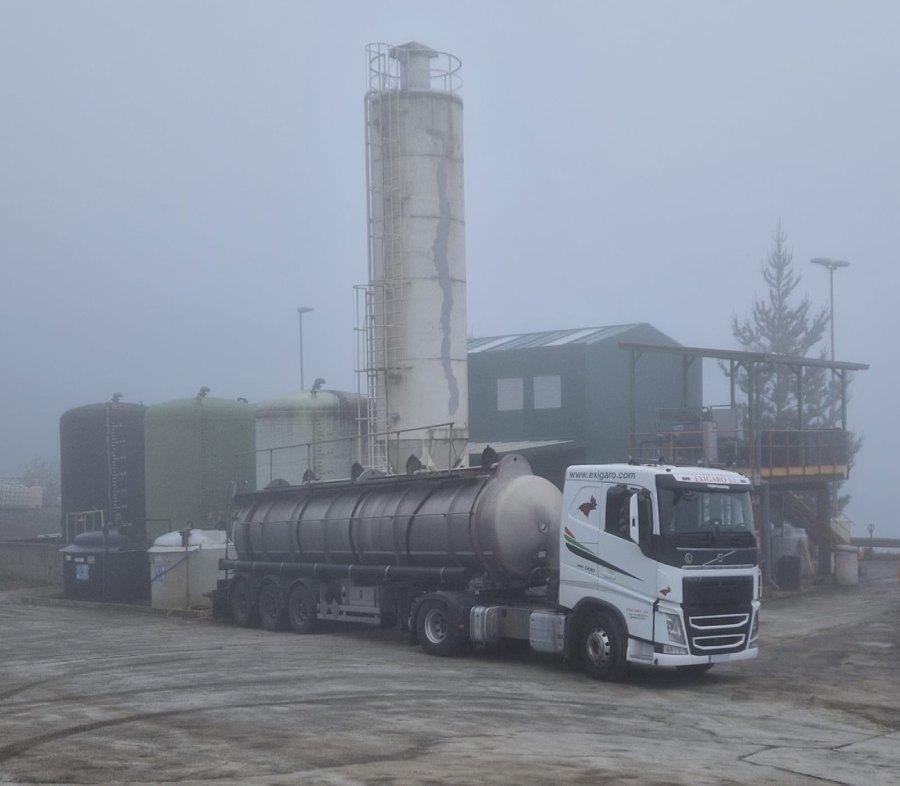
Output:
[{"xmin": 359, "ymin": 50, "xmax": 406, "ymax": 472}]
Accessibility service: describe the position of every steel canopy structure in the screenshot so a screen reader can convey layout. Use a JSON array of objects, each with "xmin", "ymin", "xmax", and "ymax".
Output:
[
  {"xmin": 619, "ymin": 341, "xmax": 869, "ymax": 578},
  {"xmin": 620, "ymin": 341, "xmax": 868, "ymax": 480}
]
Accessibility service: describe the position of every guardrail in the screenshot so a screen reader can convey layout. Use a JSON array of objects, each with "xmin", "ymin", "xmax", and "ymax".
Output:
[
  {"xmin": 633, "ymin": 427, "xmax": 849, "ymax": 479},
  {"xmin": 251, "ymin": 421, "xmax": 459, "ymax": 487}
]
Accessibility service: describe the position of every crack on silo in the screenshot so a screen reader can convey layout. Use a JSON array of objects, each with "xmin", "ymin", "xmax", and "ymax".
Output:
[{"xmin": 428, "ymin": 126, "xmax": 459, "ymax": 418}]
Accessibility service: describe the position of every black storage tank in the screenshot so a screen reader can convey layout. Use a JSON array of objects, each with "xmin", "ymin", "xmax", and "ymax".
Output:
[
  {"xmin": 60, "ymin": 400, "xmax": 147, "ymax": 542},
  {"xmin": 60, "ymin": 528, "xmax": 149, "ymax": 602}
]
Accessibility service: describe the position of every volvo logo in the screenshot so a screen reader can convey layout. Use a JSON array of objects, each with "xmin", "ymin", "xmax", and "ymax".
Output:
[
  {"xmin": 684, "ymin": 553, "xmax": 694, "ymax": 564},
  {"xmin": 702, "ymin": 549, "xmax": 737, "ymax": 567}
]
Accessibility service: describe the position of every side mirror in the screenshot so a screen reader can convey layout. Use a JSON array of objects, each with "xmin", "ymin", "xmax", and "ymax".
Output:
[{"xmin": 628, "ymin": 493, "xmax": 640, "ymax": 544}]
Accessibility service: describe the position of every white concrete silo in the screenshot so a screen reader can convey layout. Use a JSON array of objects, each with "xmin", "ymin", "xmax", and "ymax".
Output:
[{"xmin": 360, "ymin": 41, "xmax": 468, "ymax": 471}]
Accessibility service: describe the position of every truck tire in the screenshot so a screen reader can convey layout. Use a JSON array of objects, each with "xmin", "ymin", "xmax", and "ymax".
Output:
[
  {"xmin": 229, "ymin": 576, "xmax": 258, "ymax": 628},
  {"xmin": 416, "ymin": 598, "xmax": 465, "ymax": 657},
  {"xmin": 258, "ymin": 582, "xmax": 288, "ymax": 631},
  {"xmin": 578, "ymin": 610, "xmax": 627, "ymax": 681},
  {"xmin": 287, "ymin": 583, "xmax": 318, "ymax": 634}
]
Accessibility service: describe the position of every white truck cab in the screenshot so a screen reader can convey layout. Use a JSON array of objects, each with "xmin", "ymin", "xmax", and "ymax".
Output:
[{"xmin": 558, "ymin": 463, "xmax": 760, "ymax": 672}]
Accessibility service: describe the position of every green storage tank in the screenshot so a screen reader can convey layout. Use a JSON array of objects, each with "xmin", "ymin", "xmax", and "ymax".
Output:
[{"xmin": 145, "ymin": 392, "xmax": 254, "ymax": 538}]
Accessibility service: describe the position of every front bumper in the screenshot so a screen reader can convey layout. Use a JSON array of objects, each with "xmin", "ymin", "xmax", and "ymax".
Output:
[{"xmin": 649, "ymin": 645, "xmax": 758, "ymax": 668}]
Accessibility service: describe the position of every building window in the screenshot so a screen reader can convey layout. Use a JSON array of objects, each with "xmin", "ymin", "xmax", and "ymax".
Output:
[
  {"xmin": 533, "ymin": 375, "xmax": 561, "ymax": 409},
  {"xmin": 497, "ymin": 378, "xmax": 524, "ymax": 411}
]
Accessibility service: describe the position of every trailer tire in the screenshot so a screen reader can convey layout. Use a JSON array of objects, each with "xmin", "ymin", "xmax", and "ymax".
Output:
[
  {"xmin": 578, "ymin": 610, "xmax": 627, "ymax": 681},
  {"xmin": 258, "ymin": 582, "xmax": 288, "ymax": 631},
  {"xmin": 287, "ymin": 583, "xmax": 318, "ymax": 635},
  {"xmin": 416, "ymin": 598, "xmax": 464, "ymax": 657},
  {"xmin": 229, "ymin": 576, "xmax": 258, "ymax": 628}
]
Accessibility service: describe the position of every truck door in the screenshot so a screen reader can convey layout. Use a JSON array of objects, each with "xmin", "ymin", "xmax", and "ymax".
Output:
[
  {"xmin": 594, "ymin": 483, "xmax": 657, "ymax": 641},
  {"xmin": 560, "ymin": 485, "xmax": 603, "ymax": 588}
]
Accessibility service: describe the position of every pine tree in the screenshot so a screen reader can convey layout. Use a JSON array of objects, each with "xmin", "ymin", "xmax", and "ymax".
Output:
[
  {"xmin": 731, "ymin": 219, "xmax": 829, "ymax": 426},
  {"xmin": 730, "ymin": 220, "xmax": 859, "ymax": 510}
]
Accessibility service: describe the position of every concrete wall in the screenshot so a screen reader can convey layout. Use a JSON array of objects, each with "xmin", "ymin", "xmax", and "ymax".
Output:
[{"xmin": 0, "ymin": 541, "xmax": 62, "ymax": 587}]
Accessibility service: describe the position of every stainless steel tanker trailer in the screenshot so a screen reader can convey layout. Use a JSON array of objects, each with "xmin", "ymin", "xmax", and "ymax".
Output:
[{"xmin": 218, "ymin": 454, "xmax": 761, "ymax": 680}]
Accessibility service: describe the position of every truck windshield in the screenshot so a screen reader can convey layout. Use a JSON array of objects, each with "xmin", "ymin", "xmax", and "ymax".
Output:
[{"xmin": 657, "ymin": 485, "xmax": 755, "ymax": 546}]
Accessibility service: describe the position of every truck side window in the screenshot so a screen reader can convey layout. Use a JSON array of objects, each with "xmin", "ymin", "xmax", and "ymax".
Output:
[
  {"xmin": 604, "ymin": 485, "xmax": 630, "ymax": 540},
  {"xmin": 605, "ymin": 485, "xmax": 652, "ymax": 543},
  {"xmin": 637, "ymin": 491, "xmax": 653, "ymax": 544}
]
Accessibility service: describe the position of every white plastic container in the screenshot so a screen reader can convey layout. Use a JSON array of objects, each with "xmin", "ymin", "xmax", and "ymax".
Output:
[
  {"xmin": 833, "ymin": 544, "xmax": 859, "ymax": 587},
  {"xmin": 148, "ymin": 529, "xmax": 229, "ymax": 610}
]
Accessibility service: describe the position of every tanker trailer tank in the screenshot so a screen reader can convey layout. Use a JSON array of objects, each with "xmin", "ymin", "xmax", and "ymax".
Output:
[{"xmin": 229, "ymin": 454, "xmax": 561, "ymax": 583}]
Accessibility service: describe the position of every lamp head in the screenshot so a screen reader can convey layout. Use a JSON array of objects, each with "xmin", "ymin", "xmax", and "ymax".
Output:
[{"xmin": 811, "ymin": 257, "xmax": 850, "ymax": 271}]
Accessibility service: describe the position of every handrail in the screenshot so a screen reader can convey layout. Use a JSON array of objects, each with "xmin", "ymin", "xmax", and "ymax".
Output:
[
  {"xmin": 252, "ymin": 421, "xmax": 460, "ymax": 485},
  {"xmin": 631, "ymin": 427, "xmax": 848, "ymax": 479}
]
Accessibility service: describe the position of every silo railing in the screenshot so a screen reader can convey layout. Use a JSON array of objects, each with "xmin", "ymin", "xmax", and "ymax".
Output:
[
  {"xmin": 366, "ymin": 42, "xmax": 462, "ymax": 93},
  {"xmin": 248, "ymin": 421, "xmax": 460, "ymax": 488}
]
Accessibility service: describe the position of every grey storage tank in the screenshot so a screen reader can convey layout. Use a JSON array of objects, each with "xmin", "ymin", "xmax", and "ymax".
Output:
[
  {"xmin": 255, "ymin": 388, "xmax": 365, "ymax": 487},
  {"xmin": 232, "ymin": 454, "xmax": 561, "ymax": 583}
]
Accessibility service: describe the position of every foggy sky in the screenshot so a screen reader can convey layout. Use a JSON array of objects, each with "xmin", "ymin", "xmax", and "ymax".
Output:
[{"xmin": 2, "ymin": 2, "xmax": 898, "ymax": 536}]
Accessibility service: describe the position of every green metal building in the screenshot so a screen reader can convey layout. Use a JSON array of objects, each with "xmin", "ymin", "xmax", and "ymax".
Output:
[
  {"xmin": 144, "ymin": 394, "xmax": 255, "ymax": 539},
  {"xmin": 467, "ymin": 324, "xmax": 702, "ymax": 485}
]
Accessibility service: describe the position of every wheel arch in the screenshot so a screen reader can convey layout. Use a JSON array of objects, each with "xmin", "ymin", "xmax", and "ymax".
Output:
[
  {"xmin": 408, "ymin": 590, "xmax": 474, "ymax": 646},
  {"xmin": 564, "ymin": 597, "xmax": 629, "ymax": 660}
]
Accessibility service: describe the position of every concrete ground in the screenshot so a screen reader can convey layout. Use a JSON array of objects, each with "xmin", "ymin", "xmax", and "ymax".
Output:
[{"xmin": 0, "ymin": 563, "xmax": 897, "ymax": 785}]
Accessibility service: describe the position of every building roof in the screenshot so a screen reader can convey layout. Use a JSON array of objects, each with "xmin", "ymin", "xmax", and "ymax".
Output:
[
  {"xmin": 467, "ymin": 324, "xmax": 640, "ymax": 354},
  {"xmin": 618, "ymin": 341, "xmax": 869, "ymax": 372},
  {"xmin": 467, "ymin": 439, "xmax": 580, "ymax": 455}
]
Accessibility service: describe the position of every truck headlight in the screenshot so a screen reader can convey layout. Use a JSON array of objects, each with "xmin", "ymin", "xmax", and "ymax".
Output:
[
  {"xmin": 661, "ymin": 611, "xmax": 686, "ymax": 645},
  {"xmin": 750, "ymin": 611, "xmax": 759, "ymax": 643}
]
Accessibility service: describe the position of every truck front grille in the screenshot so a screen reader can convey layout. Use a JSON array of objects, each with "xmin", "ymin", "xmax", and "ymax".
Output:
[
  {"xmin": 688, "ymin": 612, "xmax": 749, "ymax": 630},
  {"xmin": 682, "ymin": 575, "xmax": 753, "ymax": 606},
  {"xmin": 681, "ymin": 576, "xmax": 754, "ymax": 655},
  {"xmin": 691, "ymin": 633, "xmax": 747, "ymax": 652},
  {"xmin": 684, "ymin": 607, "xmax": 751, "ymax": 654}
]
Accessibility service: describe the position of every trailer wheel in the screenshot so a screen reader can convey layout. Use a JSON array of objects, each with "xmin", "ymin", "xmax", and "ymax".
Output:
[
  {"xmin": 258, "ymin": 582, "xmax": 288, "ymax": 631},
  {"xmin": 287, "ymin": 584, "xmax": 318, "ymax": 635},
  {"xmin": 416, "ymin": 598, "xmax": 464, "ymax": 657},
  {"xmin": 229, "ymin": 577, "xmax": 258, "ymax": 628},
  {"xmin": 578, "ymin": 610, "xmax": 627, "ymax": 681}
]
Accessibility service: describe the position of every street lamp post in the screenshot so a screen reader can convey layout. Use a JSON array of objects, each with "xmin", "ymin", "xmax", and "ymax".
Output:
[
  {"xmin": 809, "ymin": 258, "xmax": 850, "ymax": 577},
  {"xmin": 810, "ymin": 257, "xmax": 850, "ymax": 361},
  {"xmin": 297, "ymin": 306, "xmax": 314, "ymax": 390}
]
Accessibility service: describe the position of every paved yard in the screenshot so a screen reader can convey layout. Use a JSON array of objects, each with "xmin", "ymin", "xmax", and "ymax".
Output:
[{"xmin": 0, "ymin": 563, "xmax": 897, "ymax": 784}]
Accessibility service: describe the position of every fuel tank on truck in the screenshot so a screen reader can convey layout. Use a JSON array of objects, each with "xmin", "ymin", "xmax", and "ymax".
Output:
[{"xmin": 231, "ymin": 454, "xmax": 562, "ymax": 582}]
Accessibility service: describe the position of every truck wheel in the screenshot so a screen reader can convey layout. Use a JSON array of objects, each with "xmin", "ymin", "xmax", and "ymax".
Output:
[
  {"xmin": 416, "ymin": 599, "xmax": 464, "ymax": 657},
  {"xmin": 258, "ymin": 582, "xmax": 288, "ymax": 631},
  {"xmin": 579, "ymin": 610, "xmax": 627, "ymax": 681},
  {"xmin": 287, "ymin": 584, "xmax": 318, "ymax": 634},
  {"xmin": 230, "ymin": 577, "xmax": 258, "ymax": 628}
]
